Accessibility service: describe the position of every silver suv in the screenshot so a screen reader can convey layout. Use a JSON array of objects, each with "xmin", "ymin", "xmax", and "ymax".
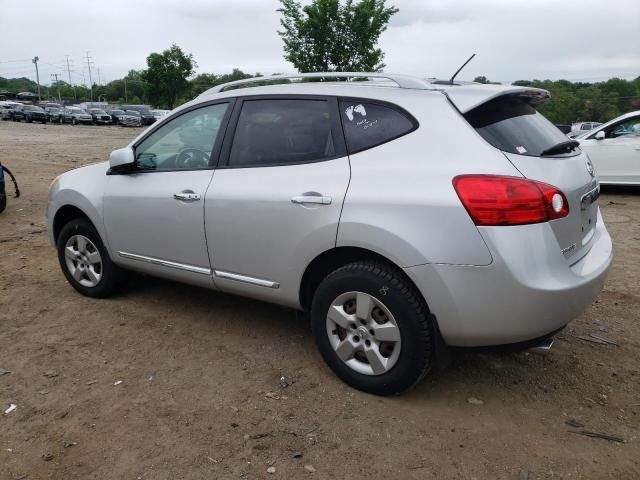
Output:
[{"xmin": 47, "ymin": 73, "xmax": 613, "ymax": 395}]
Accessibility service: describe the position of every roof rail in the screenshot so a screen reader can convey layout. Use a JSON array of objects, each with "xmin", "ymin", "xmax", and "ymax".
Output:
[{"xmin": 198, "ymin": 72, "xmax": 434, "ymax": 96}]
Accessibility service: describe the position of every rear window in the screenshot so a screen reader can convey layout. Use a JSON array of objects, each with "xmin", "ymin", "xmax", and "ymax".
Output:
[
  {"xmin": 340, "ymin": 100, "xmax": 416, "ymax": 154},
  {"xmin": 464, "ymin": 96, "xmax": 572, "ymax": 157}
]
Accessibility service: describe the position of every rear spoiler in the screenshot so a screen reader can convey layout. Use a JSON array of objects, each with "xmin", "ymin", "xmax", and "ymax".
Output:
[{"xmin": 437, "ymin": 84, "xmax": 551, "ymax": 113}]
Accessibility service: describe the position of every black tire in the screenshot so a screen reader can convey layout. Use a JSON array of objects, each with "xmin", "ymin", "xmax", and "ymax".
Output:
[
  {"xmin": 310, "ymin": 261, "xmax": 433, "ymax": 395},
  {"xmin": 72, "ymin": 118, "xmax": 77, "ymax": 125},
  {"xmin": 56, "ymin": 218, "xmax": 126, "ymax": 298},
  {"xmin": 26, "ymin": 116, "xmax": 32, "ymax": 123}
]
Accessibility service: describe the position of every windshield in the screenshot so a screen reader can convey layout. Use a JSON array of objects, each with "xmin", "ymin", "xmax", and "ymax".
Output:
[
  {"xmin": 25, "ymin": 106, "xmax": 44, "ymax": 112},
  {"xmin": 111, "ymin": 110, "xmax": 124, "ymax": 115},
  {"xmin": 126, "ymin": 111, "xmax": 141, "ymax": 116},
  {"xmin": 464, "ymin": 95, "xmax": 574, "ymax": 157}
]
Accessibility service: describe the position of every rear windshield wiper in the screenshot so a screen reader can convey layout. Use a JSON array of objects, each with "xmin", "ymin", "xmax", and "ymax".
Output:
[{"xmin": 540, "ymin": 140, "xmax": 580, "ymax": 156}]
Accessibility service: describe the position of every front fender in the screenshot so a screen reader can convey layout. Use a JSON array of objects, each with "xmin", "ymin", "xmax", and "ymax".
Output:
[{"xmin": 47, "ymin": 162, "xmax": 109, "ymax": 249}]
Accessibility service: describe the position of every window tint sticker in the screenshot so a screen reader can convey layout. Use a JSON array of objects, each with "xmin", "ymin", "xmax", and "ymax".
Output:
[
  {"xmin": 516, "ymin": 145, "xmax": 527, "ymax": 154},
  {"xmin": 345, "ymin": 104, "xmax": 378, "ymax": 130},
  {"xmin": 345, "ymin": 104, "xmax": 366, "ymax": 122}
]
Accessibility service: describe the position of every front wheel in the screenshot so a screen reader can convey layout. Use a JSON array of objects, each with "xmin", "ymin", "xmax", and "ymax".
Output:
[
  {"xmin": 310, "ymin": 262, "xmax": 433, "ymax": 395},
  {"xmin": 56, "ymin": 218, "xmax": 126, "ymax": 298}
]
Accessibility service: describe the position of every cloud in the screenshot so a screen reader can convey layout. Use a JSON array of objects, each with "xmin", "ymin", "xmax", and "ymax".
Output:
[{"xmin": 1, "ymin": 0, "xmax": 637, "ymax": 86}]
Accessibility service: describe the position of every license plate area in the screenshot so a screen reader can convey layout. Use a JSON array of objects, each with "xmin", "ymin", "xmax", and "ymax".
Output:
[{"xmin": 580, "ymin": 185, "xmax": 599, "ymax": 244}]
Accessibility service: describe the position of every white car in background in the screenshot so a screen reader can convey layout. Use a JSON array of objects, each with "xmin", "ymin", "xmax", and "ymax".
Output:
[
  {"xmin": 577, "ymin": 111, "xmax": 640, "ymax": 185},
  {"xmin": 151, "ymin": 109, "xmax": 170, "ymax": 120}
]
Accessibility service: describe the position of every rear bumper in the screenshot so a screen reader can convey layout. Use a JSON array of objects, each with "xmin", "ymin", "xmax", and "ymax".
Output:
[{"xmin": 405, "ymin": 209, "xmax": 613, "ymax": 347}]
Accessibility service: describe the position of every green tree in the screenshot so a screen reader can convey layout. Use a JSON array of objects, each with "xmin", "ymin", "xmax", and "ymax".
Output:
[
  {"xmin": 277, "ymin": 0, "xmax": 398, "ymax": 72},
  {"xmin": 141, "ymin": 45, "xmax": 196, "ymax": 108}
]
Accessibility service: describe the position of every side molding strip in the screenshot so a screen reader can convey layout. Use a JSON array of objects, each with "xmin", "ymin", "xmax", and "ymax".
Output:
[
  {"xmin": 214, "ymin": 270, "xmax": 280, "ymax": 289},
  {"xmin": 118, "ymin": 251, "xmax": 212, "ymax": 275}
]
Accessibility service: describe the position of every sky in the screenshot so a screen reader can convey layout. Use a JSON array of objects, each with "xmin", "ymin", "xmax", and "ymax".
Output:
[{"xmin": 1, "ymin": 0, "xmax": 638, "ymax": 87}]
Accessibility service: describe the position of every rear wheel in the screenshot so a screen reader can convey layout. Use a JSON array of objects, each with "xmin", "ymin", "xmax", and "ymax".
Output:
[
  {"xmin": 310, "ymin": 262, "xmax": 433, "ymax": 395},
  {"xmin": 57, "ymin": 218, "xmax": 126, "ymax": 298}
]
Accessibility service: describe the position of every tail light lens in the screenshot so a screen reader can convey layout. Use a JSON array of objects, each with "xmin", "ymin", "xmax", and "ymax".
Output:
[{"xmin": 452, "ymin": 175, "xmax": 569, "ymax": 226}]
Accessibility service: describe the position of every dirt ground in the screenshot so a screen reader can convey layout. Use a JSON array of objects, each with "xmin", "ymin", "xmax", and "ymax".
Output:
[{"xmin": 0, "ymin": 120, "xmax": 638, "ymax": 480}]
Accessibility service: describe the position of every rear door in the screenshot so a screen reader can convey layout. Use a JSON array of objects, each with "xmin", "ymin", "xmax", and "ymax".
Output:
[
  {"xmin": 205, "ymin": 96, "xmax": 350, "ymax": 307},
  {"xmin": 463, "ymin": 94, "xmax": 600, "ymax": 264}
]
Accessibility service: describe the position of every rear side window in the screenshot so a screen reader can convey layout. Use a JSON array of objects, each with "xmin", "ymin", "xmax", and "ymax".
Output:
[
  {"xmin": 464, "ymin": 96, "xmax": 573, "ymax": 157},
  {"xmin": 229, "ymin": 99, "xmax": 336, "ymax": 167},
  {"xmin": 340, "ymin": 100, "xmax": 416, "ymax": 154}
]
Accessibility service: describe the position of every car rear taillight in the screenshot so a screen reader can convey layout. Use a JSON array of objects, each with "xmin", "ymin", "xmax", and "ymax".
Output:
[{"xmin": 452, "ymin": 175, "xmax": 569, "ymax": 226}]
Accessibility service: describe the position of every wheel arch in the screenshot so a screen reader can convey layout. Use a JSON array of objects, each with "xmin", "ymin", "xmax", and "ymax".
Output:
[
  {"xmin": 53, "ymin": 205, "xmax": 94, "ymax": 244},
  {"xmin": 299, "ymin": 246, "xmax": 428, "ymax": 313}
]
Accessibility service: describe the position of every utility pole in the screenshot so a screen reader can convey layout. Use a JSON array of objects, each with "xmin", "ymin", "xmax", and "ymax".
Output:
[
  {"xmin": 50, "ymin": 73, "xmax": 62, "ymax": 102},
  {"xmin": 32, "ymin": 56, "xmax": 41, "ymax": 102},
  {"xmin": 65, "ymin": 54, "xmax": 77, "ymax": 99},
  {"xmin": 97, "ymin": 68, "xmax": 101, "ymax": 86},
  {"xmin": 84, "ymin": 51, "xmax": 94, "ymax": 101},
  {"xmin": 124, "ymin": 77, "xmax": 128, "ymax": 103}
]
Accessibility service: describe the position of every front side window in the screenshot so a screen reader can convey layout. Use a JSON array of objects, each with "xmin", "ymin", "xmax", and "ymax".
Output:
[
  {"xmin": 134, "ymin": 103, "xmax": 229, "ymax": 171},
  {"xmin": 339, "ymin": 100, "xmax": 417, "ymax": 154},
  {"xmin": 228, "ymin": 99, "xmax": 335, "ymax": 167},
  {"xmin": 608, "ymin": 117, "xmax": 640, "ymax": 138},
  {"xmin": 464, "ymin": 95, "xmax": 574, "ymax": 157}
]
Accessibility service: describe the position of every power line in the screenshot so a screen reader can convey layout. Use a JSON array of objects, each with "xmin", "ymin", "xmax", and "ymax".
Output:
[{"xmin": 84, "ymin": 51, "xmax": 94, "ymax": 100}]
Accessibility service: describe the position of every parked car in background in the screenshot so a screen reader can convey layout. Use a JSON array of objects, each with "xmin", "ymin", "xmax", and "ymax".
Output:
[
  {"xmin": 0, "ymin": 101, "xmax": 21, "ymax": 120},
  {"xmin": 577, "ymin": 110, "xmax": 640, "ymax": 185},
  {"xmin": 9, "ymin": 104, "xmax": 27, "ymax": 122},
  {"xmin": 87, "ymin": 108, "xmax": 112, "ymax": 125},
  {"xmin": 66, "ymin": 107, "xmax": 93, "ymax": 125},
  {"xmin": 41, "ymin": 102, "xmax": 63, "ymax": 111},
  {"xmin": 45, "ymin": 107, "xmax": 64, "ymax": 123},
  {"xmin": 120, "ymin": 105, "xmax": 156, "ymax": 125},
  {"xmin": 46, "ymin": 72, "xmax": 613, "ymax": 395},
  {"xmin": 568, "ymin": 121, "xmax": 602, "ymax": 138},
  {"xmin": 151, "ymin": 109, "xmax": 170, "ymax": 120},
  {"xmin": 108, "ymin": 109, "xmax": 126, "ymax": 125},
  {"xmin": 23, "ymin": 105, "xmax": 47, "ymax": 123},
  {"xmin": 119, "ymin": 110, "xmax": 143, "ymax": 127}
]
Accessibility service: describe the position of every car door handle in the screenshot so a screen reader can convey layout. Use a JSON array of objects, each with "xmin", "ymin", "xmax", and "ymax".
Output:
[
  {"xmin": 174, "ymin": 191, "xmax": 201, "ymax": 202},
  {"xmin": 291, "ymin": 194, "xmax": 332, "ymax": 205}
]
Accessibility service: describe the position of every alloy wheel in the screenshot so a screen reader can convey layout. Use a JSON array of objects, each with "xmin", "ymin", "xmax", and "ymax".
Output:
[{"xmin": 64, "ymin": 235, "xmax": 103, "ymax": 288}]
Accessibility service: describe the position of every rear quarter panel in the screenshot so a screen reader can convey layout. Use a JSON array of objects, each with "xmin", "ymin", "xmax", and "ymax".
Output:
[{"xmin": 337, "ymin": 92, "xmax": 523, "ymax": 267}]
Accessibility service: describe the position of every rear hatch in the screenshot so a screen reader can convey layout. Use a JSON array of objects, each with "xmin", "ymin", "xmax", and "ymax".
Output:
[{"xmin": 452, "ymin": 89, "xmax": 600, "ymax": 265}]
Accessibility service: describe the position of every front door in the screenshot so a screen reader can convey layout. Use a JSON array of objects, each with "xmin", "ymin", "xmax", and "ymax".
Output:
[
  {"xmin": 103, "ymin": 101, "xmax": 232, "ymax": 288},
  {"xmin": 205, "ymin": 97, "xmax": 350, "ymax": 306}
]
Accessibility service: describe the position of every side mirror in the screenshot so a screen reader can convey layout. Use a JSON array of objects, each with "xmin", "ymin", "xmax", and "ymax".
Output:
[
  {"xmin": 595, "ymin": 131, "xmax": 606, "ymax": 140},
  {"xmin": 108, "ymin": 147, "xmax": 135, "ymax": 172}
]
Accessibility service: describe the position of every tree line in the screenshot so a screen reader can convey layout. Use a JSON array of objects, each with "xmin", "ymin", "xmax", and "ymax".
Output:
[{"xmin": 474, "ymin": 76, "xmax": 640, "ymax": 124}]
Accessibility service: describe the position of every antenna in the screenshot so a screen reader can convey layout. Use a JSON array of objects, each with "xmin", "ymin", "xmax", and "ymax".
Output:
[{"xmin": 449, "ymin": 53, "xmax": 476, "ymax": 85}]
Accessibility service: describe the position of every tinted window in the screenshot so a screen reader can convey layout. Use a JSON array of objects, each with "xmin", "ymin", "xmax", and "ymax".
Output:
[
  {"xmin": 134, "ymin": 103, "xmax": 229, "ymax": 171},
  {"xmin": 340, "ymin": 100, "xmax": 416, "ymax": 153},
  {"xmin": 464, "ymin": 96, "xmax": 573, "ymax": 157},
  {"xmin": 229, "ymin": 99, "xmax": 335, "ymax": 166}
]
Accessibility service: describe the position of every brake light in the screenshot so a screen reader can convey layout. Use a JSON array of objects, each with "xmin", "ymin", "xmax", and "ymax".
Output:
[{"xmin": 452, "ymin": 175, "xmax": 569, "ymax": 226}]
